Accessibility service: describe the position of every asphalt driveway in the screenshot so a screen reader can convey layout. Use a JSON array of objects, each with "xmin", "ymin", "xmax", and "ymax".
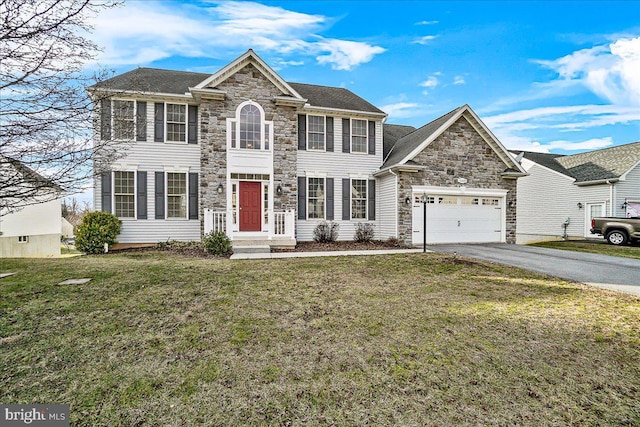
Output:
[{"xmin": 429, "ymin": 243, "xmax": 640, "ymax": 297}]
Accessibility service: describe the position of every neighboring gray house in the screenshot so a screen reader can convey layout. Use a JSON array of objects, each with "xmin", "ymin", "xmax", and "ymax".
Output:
[
  {"xmin": 88, "ymin": 49, "xmax": 526, "ymax": 248},
  {"xmin": 514, "ymin": 142, "xmax": 640, "ymax": 243}
]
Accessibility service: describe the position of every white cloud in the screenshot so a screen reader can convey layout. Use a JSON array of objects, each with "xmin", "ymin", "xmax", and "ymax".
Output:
[
  {"xmin": 420, "ymin": 75, "xmax": 439, "ymax": 90},
  {"xmin": 412, "ymin": 35, "xmax": 439, "ymax": 45},
  {"xmin": 90, "ymin": 1, "xmax": 384, "ymax": 71},
  {"xmin": 507, "ymin": 137, "xmax": 614, "ymax": 153},
  {"xmin": 535, "ymin": 36, "xmax": 640, "ymax": 106},
  {"xmin": 415, "ymin": 20, "xmax": 439, "ymax": 25},
  {"xmin": 453, "ymin": 75, "xmax": 466, "ymax": 85},
  {"xmin": 315, "ymin": 39, "xmax": 386, "ymax": 71},
  {"xmin": 380, "ymin": 102, "xmax": 423, "ymax": 119}
]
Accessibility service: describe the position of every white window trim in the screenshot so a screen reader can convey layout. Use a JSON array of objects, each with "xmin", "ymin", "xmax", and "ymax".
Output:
[
  {"xmin": 306, "ymin": 176, "xmax": 326, "ymax": 220},
  {"xmin": 17, "ymin": 235, "xmax": 29, "ymax": 243},
  {"xmin": 226, "ymin": 101, "xmax": 273, "ymax": 151},
  {"xmin": 165, "ymin": 171, "xmax": 189, "ymax": 220},
  {"xmin": 165, "ymin": 102, "xmax": 188, "ymax": 144},
  {"xmin": 350, "ymin": 178, "xmax": 368, "ymax": 220},
  {"xmin": 111, "ymin": 99, "xmax": 136, "ymax": 142},
  {"xmin": 112, "ymin": 170, "xmax": 137, "ymax": 220},
  {"xmin": 350, "ymin": 118, "xmax": 368, "ymax": 154},
  {"xmin": 306, "ymin": 114, "xmax": 326, "ymax": 152}
]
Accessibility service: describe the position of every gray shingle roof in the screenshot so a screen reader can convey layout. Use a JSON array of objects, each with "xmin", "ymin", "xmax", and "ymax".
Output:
[
  {"xmin": 91, "ymin": 67, "xmax": 210, "ymax": 94},
  {"xmin": 383, "ymin": 124, "xmax": 416, "ymax": 158},
  {"xmin": 91, "ymin": 68, "xmax": 385, "ymax": 114},
  {"xmin": 515, "ymin": 141, "xmax": 640, "ymax": 182},
  {"xmin": 382, "ymin": 106, "xmax": 465, "ymax": 168}
]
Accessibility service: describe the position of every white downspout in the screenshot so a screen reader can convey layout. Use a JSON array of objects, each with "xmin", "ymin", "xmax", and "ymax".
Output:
[{"xmin": 607, "ymin": 180, "xmax": 614, "ymax": 216}]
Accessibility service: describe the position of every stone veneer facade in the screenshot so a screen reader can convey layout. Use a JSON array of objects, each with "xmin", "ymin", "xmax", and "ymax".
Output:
[
  {"xmin": 199, "ymin": 63, "xmax": 298, "ymax": 230},
  {"xmin": 396, "ymin": 116, "xmax": 517, "ymax": 245}
]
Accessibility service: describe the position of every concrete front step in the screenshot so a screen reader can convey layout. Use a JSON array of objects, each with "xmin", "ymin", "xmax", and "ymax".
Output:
[{"xmin": 231, "ymin": 245, "xmax": 271, "ymax": 259}]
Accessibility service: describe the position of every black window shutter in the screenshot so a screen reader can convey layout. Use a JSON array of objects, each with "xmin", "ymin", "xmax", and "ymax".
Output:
[
  {"xmin": 101, "ymin": 172, "xmax": 112, "ymax": 213},
  {"xmin": 368, "ymin": 179, "xmax": 376, "ymax": 220},
  {"xmin": 154, "ymin": 103, "xmax": 164, "ymax": 142},
  {"xmin": 136, "ymin": 101, "xmax": 147, "ymax": 141},
  {"xmin": 297, "ymin": 177, "xmax": 306, "ymax": 219},
  {"xmin": 342, "ymin": 178, "xmax": 350, "ymax": 220},
  {"xmin": 137, "ymin": 171, "xmax": 147, "ymax": 219},
  {"xmin": 188, "ymin": 105, "xmax": 198, "ymax": 144},
  {"xmin": 298, "ymin": 115, "xmax": 306, "ymax": 150},
  {"xmin": 342, "ymin": 118, "xmax": 350, "ymax": 153},
  {"xmin": 326, "ymin": 117, "xmax": 334, "ymax": 152},
  {"xmin": 155, "ymin": 172, "xmax": 165, "ymax": 219},
  {"xmin": 100, "ymin": 99, "xmax": 111, "ymax": 140},
  {"xmin": 188, "ymin": 172, "xmax": 198, "ymax": 219},
  {"xmin": 368, "ymin": 121, "xmax": 376, "ymax": 155},
  {"xmin": 326, "ymin": 178, "xmax": 334, "ymax": 220}
]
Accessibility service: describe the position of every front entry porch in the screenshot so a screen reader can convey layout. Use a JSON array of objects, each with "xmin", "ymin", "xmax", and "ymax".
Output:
[{"xmin": 203, "ymin": 208, "xmax": 296, "ymax": 249}]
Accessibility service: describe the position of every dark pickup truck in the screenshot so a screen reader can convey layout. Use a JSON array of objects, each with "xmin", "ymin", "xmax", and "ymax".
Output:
[{"xmin": 590, "ymin": 217, "xmax": 640, "ymax": 245}]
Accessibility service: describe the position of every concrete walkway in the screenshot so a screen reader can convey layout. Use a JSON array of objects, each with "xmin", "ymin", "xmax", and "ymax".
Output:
[{"xmin": 231, "ymin": 248, "xmax": 426, "ymax": 259}]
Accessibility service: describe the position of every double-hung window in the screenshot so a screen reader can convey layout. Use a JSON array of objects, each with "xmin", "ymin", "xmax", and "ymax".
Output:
[
  {"xmin": 166, "ymin": 104, "xmax": 187, "ymax": 143},
  {"xmin": 307, "ymin": 115, "xmax": 325, "ymax": 150},
  {"xmin": 351, "ymin": 179, "xmax": 367, "ymax": 219},
  {"xmin": 114, "ymin": 171, "xmax": 136, "ymax": 218},
  {"xmin": 351, "ymin": 119, "xmax": 368, "ymax": 153},
  {"xmin": 167, "ymin": 172, "xmax": 187, "ymax": 218},
  {"xmin": 307, "ymin": 177, "xmax": 325, "ymax": 219},
  {"xmin": 113, "ymin": 100, "xmax": 135, "ymax": 140}
]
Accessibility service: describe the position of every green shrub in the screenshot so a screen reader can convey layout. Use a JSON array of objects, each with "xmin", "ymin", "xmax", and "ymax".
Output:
[
  {"xmin": 202, "ymin": 231, "xmax": 232, "ymax": 256},
  {"xmin": 354, "ymin": 222, "xmax": 375, "ymax": 242},
  {"xmin": 75, "ymin": 211, "xmax": 121, "ymax": 254},
  {"xmin": 313, "ymin": 221, "xmax": 339, "ymax": 243}
]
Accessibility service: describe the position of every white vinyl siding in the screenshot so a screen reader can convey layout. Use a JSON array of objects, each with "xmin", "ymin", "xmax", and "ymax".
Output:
[
  {"xmin": 95, "ymin": 99, "xmax": 200, "ymax": 243},
  {"xmin": 297, "ymin": 118, "xmax": 383, "ymax": 241},
  {"xmin": 614, "ymin": 163, "xmax": 640, "ymax": 217},
  {"xmin": 377, "ymin": 173, "xmax": 397, "ymax": 239},
  {"xmin": 516, "ymin": 159, "xmax": 611, "ymax": 243}
]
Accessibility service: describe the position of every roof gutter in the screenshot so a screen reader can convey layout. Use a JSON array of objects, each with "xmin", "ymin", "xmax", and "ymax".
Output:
[
  {"xmin": 87, "ymin": 88, "xmax": 194, "ymax": 102},
  {"xmin": 373, "ymin": 164, "xmax": 424, "ymax": 177},
  {"xmin": 574, "ymin": 178, "xmax": 620, "ymax": 187},
  {"xmin": 301, "ymin": 105, "xmax": 387, "ymax": 119}
]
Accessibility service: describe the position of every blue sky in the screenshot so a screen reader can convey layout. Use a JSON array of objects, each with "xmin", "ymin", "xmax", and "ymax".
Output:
[{"xmin": 89, "ymin": 0, "xmax": 640, "ymax": 154}]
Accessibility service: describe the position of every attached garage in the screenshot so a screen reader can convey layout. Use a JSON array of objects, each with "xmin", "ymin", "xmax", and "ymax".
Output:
[{"xmin": 411, "ymin": 186, "xmax": 508, "ymax": 245}]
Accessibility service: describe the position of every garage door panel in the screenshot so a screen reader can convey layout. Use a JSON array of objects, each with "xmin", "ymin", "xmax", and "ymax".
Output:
[{"xmin": 412, "ymin": 193, "xmax": 504, "ymax": 245}]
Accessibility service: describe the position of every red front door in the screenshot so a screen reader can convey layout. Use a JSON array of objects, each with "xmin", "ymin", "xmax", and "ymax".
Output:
[{"xmin": 239, "ymin": 181, "xmax": 262, "ymax": 231}]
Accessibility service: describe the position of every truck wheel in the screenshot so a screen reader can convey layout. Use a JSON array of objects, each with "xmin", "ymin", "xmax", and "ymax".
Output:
[{"xmin": 606, "ymin": 230, "xmax": 628, "ymax": 246}]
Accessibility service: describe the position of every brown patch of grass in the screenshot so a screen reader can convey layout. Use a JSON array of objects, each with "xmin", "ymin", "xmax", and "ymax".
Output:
[
  {"xmin": 0, "ymin": 252, "xmax": 639, "ymax": 426},
  {"xmin": 531, "ymin": 239, "xmax": 640, "ymax": 259}
]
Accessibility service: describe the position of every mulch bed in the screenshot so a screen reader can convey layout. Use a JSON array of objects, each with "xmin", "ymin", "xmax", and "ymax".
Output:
[{"xmin": 272, "ymin": 240, "xmax": 405, "ymax": 252}]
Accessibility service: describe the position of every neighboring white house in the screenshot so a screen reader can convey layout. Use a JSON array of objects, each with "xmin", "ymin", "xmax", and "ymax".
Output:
[
  {"xmin": 0, "ymin": 158, "xmax": 62, "ymax": 258},
  {"xmin": 514, "ymin": 142, "xmax": 640, "ymax": 244},
  {"xmin": 88, "ymin": 49, "xmax": 526, "ymax": 248}
]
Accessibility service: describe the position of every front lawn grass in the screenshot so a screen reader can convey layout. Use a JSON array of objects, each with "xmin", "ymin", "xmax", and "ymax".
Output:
[
  {"xmin": 531, "ymin": 239, "xmax": 640, "ymax": 260},
  {"xmin": 1, "ymin": 252, "xmax": 639, "ymax": 426}
]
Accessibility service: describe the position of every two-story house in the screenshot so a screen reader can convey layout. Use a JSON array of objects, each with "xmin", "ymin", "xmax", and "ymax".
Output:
[{"xmin": 89, "ymin": 49, "xmax": 525, "ymax": 248}]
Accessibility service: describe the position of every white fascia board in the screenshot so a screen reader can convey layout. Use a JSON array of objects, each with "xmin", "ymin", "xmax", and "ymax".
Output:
[
  {"xmin": 462, "ymin": 108, "xmax": 528, "ymax": 175},
  {"xmin": 193, "ymin": 49, "xmax": 305, "ymax": 101},
  {"xmin": 301, "ymin": 105, "xmax": 387, "ymax": 119},
  {"xmin": 618, "ymin": 160, "xmax": 640, "ymax": 181},
  {"xmin": 574, "ymin": 178, "xmax": 620, "ymax": 186},
  {"xmin": 88, "ymin": 88, "xmax": 194, "ymax": 102},
  {"xmin": 396, "ymin": 107, "xmax": 466, "ymax": 166},
  {"xmin": 411, "ymin": 185, "xmax": 509, "ymax": 197}
]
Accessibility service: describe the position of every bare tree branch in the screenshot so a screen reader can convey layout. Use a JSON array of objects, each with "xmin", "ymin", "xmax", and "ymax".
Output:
[{"xmin": 0, "ymin": 0, "xmax": 124, "ymax": 214}]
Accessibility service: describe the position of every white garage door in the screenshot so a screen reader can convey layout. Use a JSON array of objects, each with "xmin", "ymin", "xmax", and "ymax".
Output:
[{"xmin": 412, "ymin": 194, "xmax": 503, "ymax": 245}]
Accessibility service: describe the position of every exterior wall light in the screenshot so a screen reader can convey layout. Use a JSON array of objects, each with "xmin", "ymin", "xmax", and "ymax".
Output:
[
  {"xmin": 276, "ymin": 185, "xmax": 283, "ymax": 195},
  {"xmin": 577, "ymin": 202, "xmax": 583, "ymax": 209},
  {"xmin": 405, "ymin": 197, "xmax": 412, "ymax": 206},
  {"xmin": 217, "ymin": 184, "xmax": 224, "ymax": 194}
]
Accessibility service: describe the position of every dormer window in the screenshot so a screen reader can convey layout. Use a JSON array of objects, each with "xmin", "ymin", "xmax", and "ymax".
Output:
[{"xmin": 227, "ymin": 101, "xmax": 273, "ymax": 150}]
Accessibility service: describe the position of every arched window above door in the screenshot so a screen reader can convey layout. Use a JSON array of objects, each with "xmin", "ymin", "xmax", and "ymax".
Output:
[{"xmin": 227, "ymin": 101, "xmax": 273, "ymax": 150}]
